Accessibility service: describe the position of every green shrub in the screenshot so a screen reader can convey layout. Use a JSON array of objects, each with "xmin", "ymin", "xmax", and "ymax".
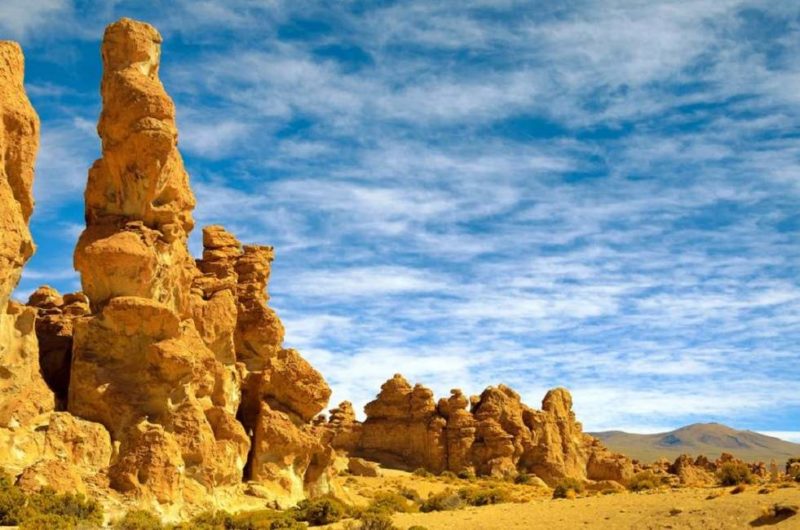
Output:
[
  {"xmin": 457, "ymin": 486, "xmax": 511, "ymax": 506},
  {"xmin": 293, "ymin": 495, "xmax": 347, "ymax": 526},
  {"xmin": 366, "ymin": 492, "xmax": 414, "ymax": 515},
  {"xmin": 627, "ymin": 471, "xmax": 659, "ymax": 492},
  {"xmin": 356, "ymin": 512, "xmax": 397, "ymax": 530},
  {"xmin": 552, "ymin": 478, "xmax": 584, "ymax": 499},
  {"xmin": 113, "ymin": 509, "xmax": 164, "ymax": 529},
  {"xmin": 717, "ymin": 462, "xmax": 754, "ymax": 486},
  {"xmin": 419, "ymin": 490, "xmax": 464, "ymax": 512}
]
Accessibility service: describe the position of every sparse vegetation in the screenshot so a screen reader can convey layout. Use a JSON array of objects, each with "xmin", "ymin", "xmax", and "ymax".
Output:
[
  {"xmin": 395, "ymin": 486, "xmax": 421, "ymax": 503},
  {"xmin": 113, "ymin": 509, "xmax": 164, "ymax": 529},
  {"xmin": 365, "ymin": 492, "xmax": 415, "ymax": 515},
  {"xmin": 355, "ymin": 512, "xmax": 398, "ymax": 530},
  {"xmin": 438, "ymin": 471, "xmax": 457, "ymax": 480},
  {"xmin": 412, "ymin": 468, "xmax": 432, "ymax": 478},
  {"xmin": 458, "ymin": 486, "xmax": 512, "ymax": 506},
  {"xmin": 627, "ymin": 471, "xmax": 660, "ymax": 492},
  {"xmin": 513, "ymin": 473, "xmax": 534, "ymax": 485},
  {"xmin": 0, "ymin": 472, "xmax": 103, "ymax": 529},
  {"xmin": 552, "ymin": 478, "xmax": 585, "ymax": 499},
  {"xmin": 717, "ymin": 462, "xmax": 754, "ymax": 486},
  {"xmin": 419, "ymin": 490, "xmax": 464, "ymax": 512},
  {"xmin": 293, "ymin": 495, "xmax": 348, "ymax": 526}
]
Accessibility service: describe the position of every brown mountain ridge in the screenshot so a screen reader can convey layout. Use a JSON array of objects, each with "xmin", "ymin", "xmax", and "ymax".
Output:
[{"xmin": 591, "ymin": 422, "xmax": 800, "ymax": 463}]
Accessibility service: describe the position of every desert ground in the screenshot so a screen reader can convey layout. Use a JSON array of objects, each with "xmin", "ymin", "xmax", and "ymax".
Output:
[{"xmin": 325, "ymin": 469, "xmax": 800, "ymax": 530}]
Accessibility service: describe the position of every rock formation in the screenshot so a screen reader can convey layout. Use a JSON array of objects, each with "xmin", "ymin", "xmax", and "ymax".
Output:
[
  {"xmin": 63, "ymin": 18, "xmax": 333, "ymax": 507},
  {"xmin": 325, "ymin": 374, "xmax": 634, "ymax": 485}
]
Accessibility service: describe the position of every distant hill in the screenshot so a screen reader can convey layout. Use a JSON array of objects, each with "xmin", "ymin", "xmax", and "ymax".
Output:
[{"xmin": 590, "ymin": 423, "xmax": 800, "ymax": 463}]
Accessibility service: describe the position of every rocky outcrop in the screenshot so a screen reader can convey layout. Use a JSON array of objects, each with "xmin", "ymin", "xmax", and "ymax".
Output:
[{"xmin": 325, "ymin": 375, "xmax": 633, "ymax": 485}]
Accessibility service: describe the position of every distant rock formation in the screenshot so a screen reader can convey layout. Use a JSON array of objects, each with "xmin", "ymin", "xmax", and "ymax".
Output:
[{"xmin": 324, "ymin": 374, "xmax": 634, "ymax": 485}]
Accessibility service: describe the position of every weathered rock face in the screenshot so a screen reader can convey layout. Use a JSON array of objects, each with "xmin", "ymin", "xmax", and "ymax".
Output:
[
  {"xmin": 0, "ymin": 41, "xmax": 38, "ymax": 310},
  {"xmin": 0, "ymin": 42, "xmax": 53, "ymax": 431},
  {"xmin": 326, "ymin": 376, "xmax": 633, "ymax": 485},
  {"xmin": 0, "ymin": 44, "xmax": 113, "ymax": 498}
]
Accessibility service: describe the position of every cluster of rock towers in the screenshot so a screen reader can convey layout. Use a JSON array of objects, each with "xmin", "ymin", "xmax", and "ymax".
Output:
[{"xmin": 0, "ymin": 17, "xmax": 633, "ymax": 513}]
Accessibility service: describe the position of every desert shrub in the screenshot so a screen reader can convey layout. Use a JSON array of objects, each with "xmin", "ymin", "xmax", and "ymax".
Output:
[
  {"xmin": 0, "ymin": 480, "xmax": 102, "ymax": 529},
  {"xmin": 419, "ymin": 490, "xmax": 464, "ymax": 513},
  {"xmin": 407, "ymin": 527, "xmax": 429, "ymax": 530},
  {"xmin": 552, "ymin": 478, "xmax": 584, "ymax": 499},
  {"xmin": 412, "ymin": 469, "xmax": 432, "ymax": 478},
  {"xmin": 438, "ymin": 471, "xmax": 457, "ymax": 480},
  {"xmin": 514, "ymin": 473, "xmax": 533, "ymax": 485},
  {"xmin": 456, "ymin": 469, "xmax": 475, "ymax": 480},
  {"xmin": 28, "ymin": 489, "xmax": 102, "ymax": 526},
  {"xmin": 395, "ymin": 486, "xmax": 421, "ymax": 503},
  {"xmin": 717, "ymin": 462, "xmax": 754, "ymax": 486},
  {"xmin": 457, "ymin": 486, "xmax": 511, "ymax": 506},
  {"xmin": 180, "ymin": 509, "xmax": 302, "ymax": 530},
  {"xmin": 293, "ymin": 495, "xmax": 347, "ymax": 526},
  {"xmin": 176, "ymin": 510, "xmax": 231, "ymax": 529},
  {"xmin": 18, "ymin": 513, "xmax": 81, "ymax": 530},
  {"xmin": 113, "ymin": 509, "xmax": 164, "ymax": 529},
  {"xmin": 627, "ymin": 471, "xmax": 659, "ymax": 492},
  {"xmin": 0, "ymin": 479, "xmax": 28, "ymax": 525},
  {"xmin": 730, "ymin": 484, "xmax": 747, "ymax": 495},
  {"xmin": 366, "ymin": 492, "xmax": 414, "ymax": 515},
  {"xmin": 355, "ymin": 512, "xmax": 397, "ymax": 530}
]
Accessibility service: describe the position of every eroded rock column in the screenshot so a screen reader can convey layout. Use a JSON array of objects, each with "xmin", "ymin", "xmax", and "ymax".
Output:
[{"xmin": 69, "ymin": 19, "xmax": 248, "ymax": 504}]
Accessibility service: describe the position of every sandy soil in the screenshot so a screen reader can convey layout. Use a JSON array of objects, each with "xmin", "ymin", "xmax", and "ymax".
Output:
[{"xmin": 331, "ymin": 470, "xmax": 800, "ymax": 530}]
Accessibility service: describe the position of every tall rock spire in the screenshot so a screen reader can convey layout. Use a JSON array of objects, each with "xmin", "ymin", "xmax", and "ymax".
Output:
[
  {"xmin": 68, "ymin": 18, "xmax": 335, "ymax": 506},
  {"xmin": 75, "ymin": 18, "xmax": 196, "ymax": 316},
  {"xmin": 69, "ymin": 19, "xmax": 248, "ymax": 504}
]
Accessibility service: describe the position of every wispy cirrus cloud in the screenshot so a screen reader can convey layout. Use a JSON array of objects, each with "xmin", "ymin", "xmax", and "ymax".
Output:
[{"xmin": 7, "ymin": 0, "xmax": 800, "ymax": 437}]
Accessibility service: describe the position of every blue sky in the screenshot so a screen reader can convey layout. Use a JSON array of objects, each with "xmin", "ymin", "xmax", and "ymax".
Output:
[{"xmin": 3, "ymin": 0, "xmax": 799, "ymax": 439}]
